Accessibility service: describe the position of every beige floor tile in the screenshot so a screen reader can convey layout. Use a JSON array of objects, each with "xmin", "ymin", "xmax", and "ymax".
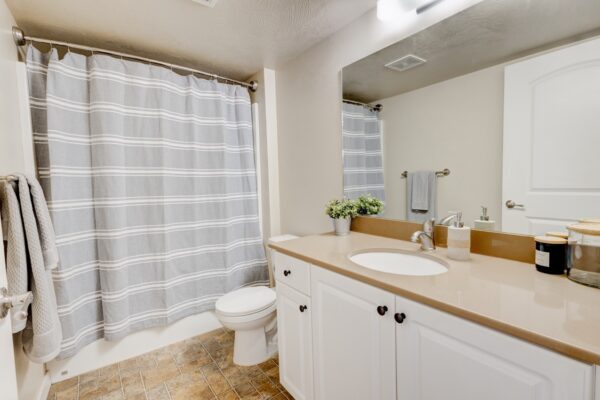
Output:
[
  {"xmin": 99, "ymin": 364, "xmax": 121, "ymax": 377},
  {"xmin": 257, "ymin": 360, "xmax": 277, "ymax": 373},
  {"xmin": 136, "ymin": 353, "xmax": 158, "ymax": 371},
  {"xmin": 264, "ymin": 366, "xmax": 279, "ymax": 383},
  {"xmin": 121, "ymin": 372, "xmax": 145, "ymax": 397},
  {"xmin": 253, "ymin": 380, "xmax": 280, "ymax": 400},
  {"xmin": 233, "ymin": 382, "xmax": 257, "ymax": 398},
  {"xmin": 223, "ymin": 367, "xmax": 250, "ymax": 387},
  {"xmin": 146, "ymin": 384, "xmax": 170, "ymax": 400},
  {"xmin": 123, "ymin": 393, "xmax": 147, "ymax": 400},
  {"xmin": 269, "ymin": 394, "xmax": 287, "ymax": 400},
  {"xmin": 204, "ymin": 367, "xmax": 232, "ymax": 395},
  {"xmin": 55, "ymin": 385, "xmax": 78, "ymax": 400},
  {"xmin": 216, "ymin": 390, "xmax": 239, "ymax": 400},
  {"xmin": 52, "ymin": 376, "xmax": 79, "ymax": 393},
  {"xmin": 80, "ymin": 370, "xmax": 100, "ymax": 384},
  {"xmin": 141, "ymin": 363, "xmax": 180, "ymax": 390},
  {"xmin": 167, "ymin": 372, "xmax": 214, "ymax": 400},
  {"xmin": 101, "ymin": 374, "xmax": 124, "ymax": 392},
  {"xmin": 118, "ymin": 358, "xmax": 139, "ymax": 373},
  {"xmin": 101, "ymin": 389, "xmax": 125, "ymax": 400}
]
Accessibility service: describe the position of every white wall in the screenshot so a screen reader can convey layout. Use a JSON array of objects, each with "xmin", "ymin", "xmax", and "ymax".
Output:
[
  {"xmin": 379, "ymin": 64, "xmax": 504, "ymax": 228},
  {"xmin": 250, "ymin": 68, "xmax": 281, "ymax": 240},
  {"xmin": 0, "ymin": 2, "xmax": 49, "ymax": 400},
  {"xmin": 275, "ymin": 1, "xmax": 484, "ymax": 236}
]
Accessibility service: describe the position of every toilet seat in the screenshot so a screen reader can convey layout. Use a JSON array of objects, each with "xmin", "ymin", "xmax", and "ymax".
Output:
[{"xmin": 215, "ymin": 286, "xmax": 276, "ymax": 317}]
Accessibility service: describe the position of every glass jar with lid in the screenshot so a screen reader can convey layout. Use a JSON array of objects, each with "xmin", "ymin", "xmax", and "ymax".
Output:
[{"xmin": 566, "ymin": 223, "xmax": 600, "ymax": 288}]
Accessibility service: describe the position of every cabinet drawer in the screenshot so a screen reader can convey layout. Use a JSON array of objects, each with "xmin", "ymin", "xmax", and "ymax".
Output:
[{"xmin": 273, "ymin": 251, "xmax": 311, "ymax": 295}]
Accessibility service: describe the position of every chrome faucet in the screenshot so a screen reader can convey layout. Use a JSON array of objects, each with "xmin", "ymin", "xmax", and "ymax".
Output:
[
  {"xmin": 411, "ymin": 218, "xmax": 436, "ymax": 251},
  {"xmin": 438, "ymin": 212, "xmax": 458, "ymax": 226}
]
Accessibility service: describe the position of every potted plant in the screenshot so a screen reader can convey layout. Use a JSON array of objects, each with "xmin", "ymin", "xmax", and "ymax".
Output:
[
  {"xmin": 325, "ymin": 198, "xmax": 358, "ymax": 236},
  {"xmin": 355, "ymin": 195, "xmax": 384, "ymax": 216}
]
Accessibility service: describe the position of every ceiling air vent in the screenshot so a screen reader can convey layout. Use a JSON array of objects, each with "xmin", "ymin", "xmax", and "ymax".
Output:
[
  {"xmin": 384, "ymin": 54, "xmax": 426, "ymax": 72},
  {"xmin": 191, "ymin": 0, "xmax": 218, "ymax": 7}
]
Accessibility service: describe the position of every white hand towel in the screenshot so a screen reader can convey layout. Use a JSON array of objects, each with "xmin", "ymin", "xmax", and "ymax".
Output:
[{"xmin": 0, "ymin": 181, "xmax": 28, "ymax": 333}]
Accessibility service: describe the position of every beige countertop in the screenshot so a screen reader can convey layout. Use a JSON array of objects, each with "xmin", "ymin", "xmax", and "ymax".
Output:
[{"xmin": 269, "ymin": 232, "xmax": 600, "ymax": 365}]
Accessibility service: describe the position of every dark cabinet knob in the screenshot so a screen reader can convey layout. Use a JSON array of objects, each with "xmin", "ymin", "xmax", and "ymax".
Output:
[
  {"xmin": 283, "ymin": 270, "xmax": 291, "ymax": 277},
  {"xmin": 299, "ymin": 305, "xmax": 308, "ymax": 312},
  {"xmin": 394, "ymin": 313, "xmax": 406, "ymax": 324},
  {"xmin": 376, "ymin": 305, "xmax": 388, "ymax": 316}
]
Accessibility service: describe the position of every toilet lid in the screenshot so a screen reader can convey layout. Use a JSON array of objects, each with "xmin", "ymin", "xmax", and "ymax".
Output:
[{"xmin": 216, "ymin": 286, "xmax": 276, "ymax": 317}]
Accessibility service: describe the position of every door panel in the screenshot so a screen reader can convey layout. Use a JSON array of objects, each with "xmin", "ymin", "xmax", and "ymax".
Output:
[
  {"xmin": 311, "ymin": 266, "xmax": 395, "ymax": 400},
  {"xmin": 0, "ymin": 218, "xmax": 19, "ymax": 400},
  {"xmin": 396, "ymin": 296, "xmax": 594, "ymax": 400},
  {"xmin": 276, "ymin": 283, "xmax": 313, "ymax": 400},
  {"xmin": 503, "ymin": 37, "xmax": 600, "ymax": 234}
]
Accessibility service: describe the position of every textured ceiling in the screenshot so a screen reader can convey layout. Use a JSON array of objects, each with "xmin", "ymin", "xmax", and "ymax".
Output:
[
  {"xmin": 6, "ymin": 0, "xmax": 376, "ymax": 81},
  {"xmin": 343, "ymin": 0, "xmax": 600, "ymax": 103}
]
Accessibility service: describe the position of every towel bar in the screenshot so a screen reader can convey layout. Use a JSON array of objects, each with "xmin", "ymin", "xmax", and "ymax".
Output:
[{"xmin": 401, "ymin": 169, "xmax": 450, "ymax": 178}]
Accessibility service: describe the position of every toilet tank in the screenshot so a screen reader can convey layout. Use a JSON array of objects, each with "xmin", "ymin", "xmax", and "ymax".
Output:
[{"xmin": 266, "ymin": 235, "xmax": 298, "ymax": 287}]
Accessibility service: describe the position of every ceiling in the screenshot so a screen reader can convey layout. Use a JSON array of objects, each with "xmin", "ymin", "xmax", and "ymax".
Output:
[
  {"xmin": 6, "ymin": 0, "xmax": 376, "ymax": 81},
  {"xmin": 343, "ymin": 0, "xmax": 600, "ymax": 103}
]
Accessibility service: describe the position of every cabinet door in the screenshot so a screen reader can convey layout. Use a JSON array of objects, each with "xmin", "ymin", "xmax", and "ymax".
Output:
[
  {"xmin": 311, "ymin": 266, "xmax": 396, "ymax": 400},
  {"xmin": 276, "ymin": 282, "xmax": 313, "ymax": 400},
  {"xmin": 396, "ymin": 296, "xmax": 594, "ymax": 400}
]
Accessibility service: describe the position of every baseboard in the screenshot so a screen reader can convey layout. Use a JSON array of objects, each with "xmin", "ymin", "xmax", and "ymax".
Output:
[{"xmin": 46, "ymin": 311, "xmax": 222, "ymax": 383}]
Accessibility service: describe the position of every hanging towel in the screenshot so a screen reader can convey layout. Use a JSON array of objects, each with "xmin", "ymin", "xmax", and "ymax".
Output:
[
  {"xmin": 27, "ymin": 175, "xmax": 59, "ymax": 270},
  {"xmin": 0, "ymin": 181, "xmax": 29, "ymax": 333},
  {"xmin": 407, "ymin": 171, "xmax": 437, "ymax": 223},
  {"xmin": 15, "ymin": 174, "xmax": 62, "ymax": 363}
]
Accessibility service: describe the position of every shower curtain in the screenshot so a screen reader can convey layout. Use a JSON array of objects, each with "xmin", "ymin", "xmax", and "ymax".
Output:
[
  {"xmin": 26, "ymin": 46, "xmax": 268, "ymax": 359},
  {"xmin": 342, "ymin": 102, "xmax": 385, "ymax": 201}
]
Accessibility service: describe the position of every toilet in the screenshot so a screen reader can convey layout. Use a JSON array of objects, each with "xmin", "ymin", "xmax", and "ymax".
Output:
[{"xmin": 215, "ymin": 234, "xmax": 298, "ymax": 366}]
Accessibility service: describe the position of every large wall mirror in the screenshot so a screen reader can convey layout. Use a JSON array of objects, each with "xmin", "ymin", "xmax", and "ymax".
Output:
[{"xmin": 341, "ymin": 0, "xmax": 600, "ymax": 236}]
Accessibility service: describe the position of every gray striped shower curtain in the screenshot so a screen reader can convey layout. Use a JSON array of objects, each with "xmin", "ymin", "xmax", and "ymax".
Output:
[
  {"xmin": 342, "ymin": 102, "xmax": 385, "ymax": 200},
  {"xmin": 26, "ymin": 46, "xmax": 268, "ymax": 359}
]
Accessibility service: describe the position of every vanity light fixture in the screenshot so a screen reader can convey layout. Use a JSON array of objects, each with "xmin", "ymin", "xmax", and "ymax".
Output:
[{"xmin": 377, "ymin": 0, "xmax": 444, "ymax": 21}]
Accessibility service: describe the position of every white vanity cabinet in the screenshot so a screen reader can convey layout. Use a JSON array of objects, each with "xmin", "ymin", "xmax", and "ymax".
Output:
[
  {"xmin": 395, "ymin": 296, "xmax": 595, "ymax": 400},
  {"xmin": 273, "ymin": 254, "xmax": 596, "ymax": 400},
  {"xmin": 273, "ymin": 251, "xmax": 314, "ymax": 400},
  {"xmin": 311, "ymin": 266, "xmax": 396, "ymax": 400}
]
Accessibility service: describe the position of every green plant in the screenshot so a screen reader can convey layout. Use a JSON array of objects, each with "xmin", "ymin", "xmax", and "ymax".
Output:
[
  {"xmin": 325, "ymin": 198, "xmax": 358, "ymax": 219},
  {"xmin": 355, "ymin": 195, "xmax": 384, "ymax": 216}
]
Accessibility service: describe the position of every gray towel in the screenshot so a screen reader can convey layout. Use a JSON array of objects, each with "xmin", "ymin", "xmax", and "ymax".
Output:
[
  {"xmin": 15, "ymin": 174, "xmax": 62, "ymax": 363},
  {"xmin": 27, "ymin": 175, "xmax": 59, "ymax": 270},
  {"xmin": 407, "ymin": 171, "xmax": 437, "ymax": 222},
  {"xmin": 0, "ymin": 181, "xmax": 28, "ymax": 333}
]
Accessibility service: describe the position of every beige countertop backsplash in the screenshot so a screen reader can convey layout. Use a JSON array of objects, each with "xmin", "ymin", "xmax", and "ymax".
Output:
[{"xmin": 269, "ymin": 231, "xmax": 600, "ymax": 365}]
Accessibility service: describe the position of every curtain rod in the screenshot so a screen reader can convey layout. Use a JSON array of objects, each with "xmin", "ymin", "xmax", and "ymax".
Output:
[
  {"xmin": 343, "ymin": 99, "xmax": 382, "ymax": 112},
  {"xmin": 12, "ymin": 26, "xmax": 258, "ymax": 92}
]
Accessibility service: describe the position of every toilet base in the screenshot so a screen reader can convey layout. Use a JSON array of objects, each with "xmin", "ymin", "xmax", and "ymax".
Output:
[{"xmin": 233, "ymin": 326, "xmax": 278, "ymax": 366}]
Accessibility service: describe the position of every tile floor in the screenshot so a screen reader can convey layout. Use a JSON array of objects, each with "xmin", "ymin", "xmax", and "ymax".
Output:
[{"xmin": 47, "ymin": 328, "xmax": 292, "ymax": 400}]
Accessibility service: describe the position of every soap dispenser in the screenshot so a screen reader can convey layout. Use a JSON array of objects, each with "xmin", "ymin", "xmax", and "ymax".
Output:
[
  {"xmin": 447, "ymin": 211, "xmax": 471, "ymax": 261},
  {"xmin": 473, "ymin": 206, "xmax": 496, "ymax": 232}
]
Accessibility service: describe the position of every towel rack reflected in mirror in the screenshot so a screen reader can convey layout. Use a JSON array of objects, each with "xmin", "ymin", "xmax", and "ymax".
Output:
[{"xmin": 401, "ymin": 169, "xmax": 450, "ymax": 178}]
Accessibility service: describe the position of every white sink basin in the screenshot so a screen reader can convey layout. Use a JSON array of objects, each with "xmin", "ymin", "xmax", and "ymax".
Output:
[{"xmin": 349, "ymin": 249, "xmax": 448, "ymax": 276}]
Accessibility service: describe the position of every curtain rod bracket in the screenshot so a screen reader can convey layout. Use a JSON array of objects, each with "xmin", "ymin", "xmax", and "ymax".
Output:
[
  {"xmin": 13, "ymin": 26, "xmax": 26, "ymax": 46},
  {"xmin": 248, "ymin": 80, "xmax": 258, "ymax": 92}
]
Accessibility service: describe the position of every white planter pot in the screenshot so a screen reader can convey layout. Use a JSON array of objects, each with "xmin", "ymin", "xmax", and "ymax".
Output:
[{"xmin": 332, "ymin": 217, "xmax": 351, "ymax": 236}]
